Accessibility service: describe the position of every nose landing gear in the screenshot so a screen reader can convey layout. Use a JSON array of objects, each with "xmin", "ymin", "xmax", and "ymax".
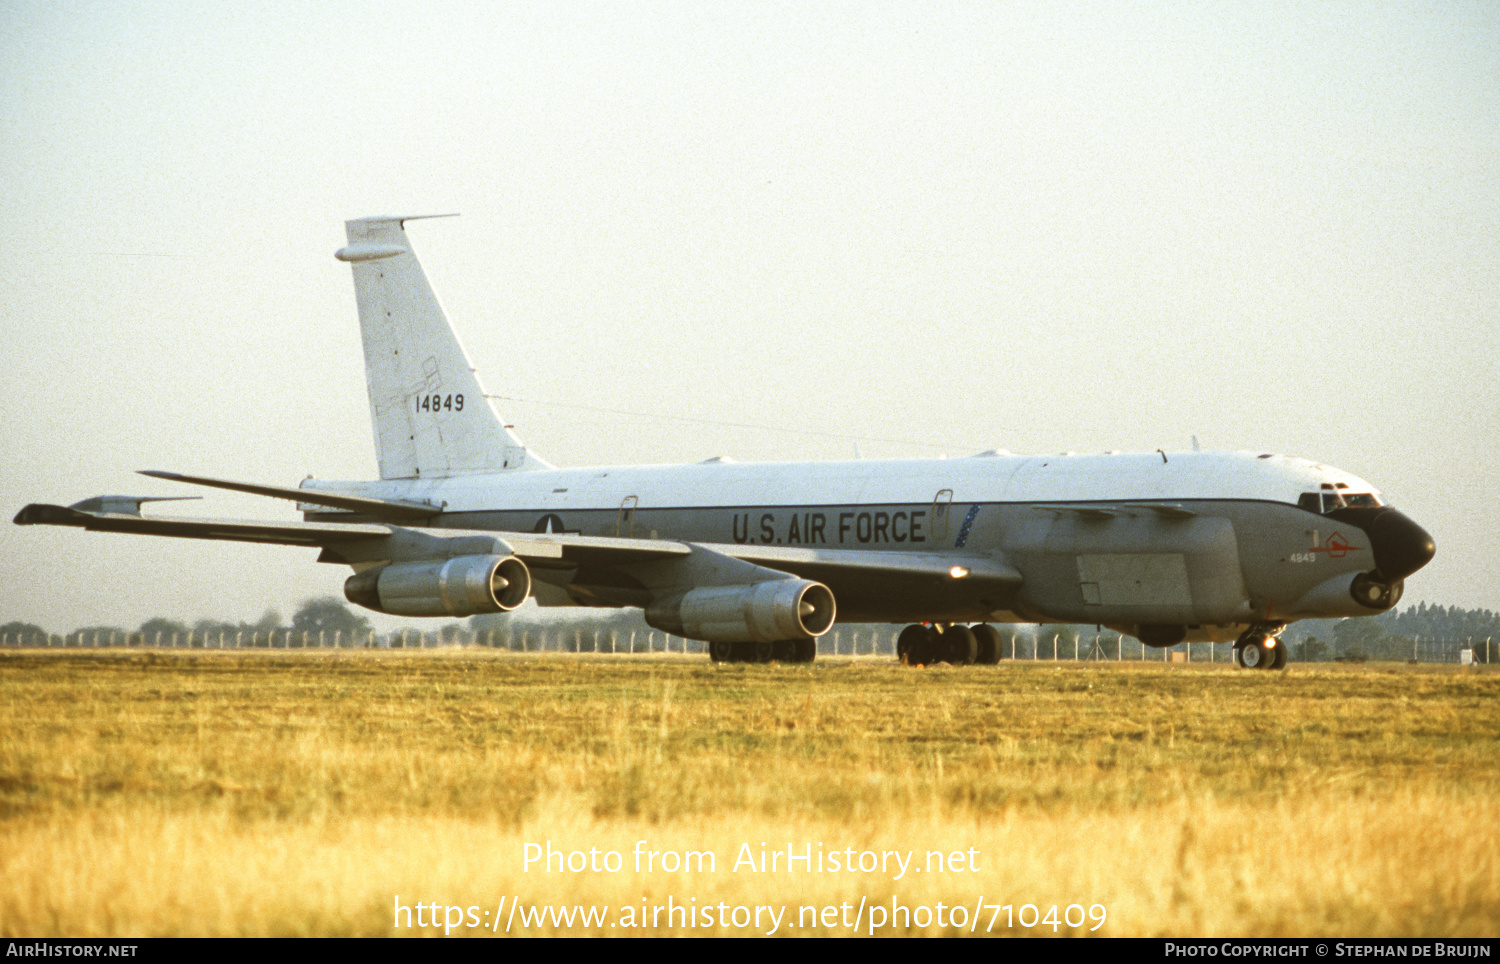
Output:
[{"xmin": 1234, "ymin": 624, "xmax": 1288, "ymax": 670}]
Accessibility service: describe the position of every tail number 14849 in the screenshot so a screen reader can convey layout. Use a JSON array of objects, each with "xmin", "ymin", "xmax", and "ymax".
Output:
[{"xmin": 417, "ymin": 394, "xmax": 465, "ymax": 413}]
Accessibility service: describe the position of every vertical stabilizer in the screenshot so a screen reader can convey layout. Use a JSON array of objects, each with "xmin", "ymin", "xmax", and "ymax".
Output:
[{"xmin": 336, "ymin": 216, "xmax": 550, "ymax": 479}]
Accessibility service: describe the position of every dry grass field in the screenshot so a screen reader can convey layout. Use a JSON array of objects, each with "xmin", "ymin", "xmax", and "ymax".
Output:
[{"xmin": 0, "ymin": 650, "xmax": 1495, "ymax": 937}]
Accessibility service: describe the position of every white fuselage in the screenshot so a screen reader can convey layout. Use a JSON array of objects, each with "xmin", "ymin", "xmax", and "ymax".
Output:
[
  {"xmin": 305, "ymin": 450, "xmax": 1390, "ymax": 634},
  {"xmin": 311, "ymin": 450, "xmax": 1372, "ymax": 520}
]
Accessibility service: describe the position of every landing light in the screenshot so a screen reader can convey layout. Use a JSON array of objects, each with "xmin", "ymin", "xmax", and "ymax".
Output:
[{"xmin": 949, "ymin": 566, "xmax": 970, "ymax": 579}]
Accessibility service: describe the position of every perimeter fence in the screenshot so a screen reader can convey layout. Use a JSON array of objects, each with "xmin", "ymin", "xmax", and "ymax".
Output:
[
  {"xmin": 0, "ymin": 625, "xmax": 903, "ymax": 655},
  {"xmin": 1, "ymin": 626, "xmax": 1491, "ymax": 665}
]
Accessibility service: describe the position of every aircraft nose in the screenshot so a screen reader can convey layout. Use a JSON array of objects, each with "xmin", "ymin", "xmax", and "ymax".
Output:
[{"xmin": 1366, "ymin": 508, "xmax": 1436, "ymax": 582}]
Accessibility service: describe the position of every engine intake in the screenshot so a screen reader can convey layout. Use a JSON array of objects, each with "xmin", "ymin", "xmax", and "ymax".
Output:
[
  {"xmin": 1350, "ymin": 571, "xmax": 1403, "ymax": 611},
  {"xmin": 344, "ymin": 554, "xmax": 531, "ymax": 617},
  {"xmin": 644, "ymin": 579, "xmax": 836, "ymax": 643}
]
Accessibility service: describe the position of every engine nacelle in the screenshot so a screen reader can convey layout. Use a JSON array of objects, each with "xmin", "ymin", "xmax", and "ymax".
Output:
[
  {"xmin": 644, "ymin": 579, "xmax": 836, "ymax": 643},
  {"xmin": 1290, "ymin": 571, "xmax": 1403, "ymax": 618},
  {"xmin": 344, "ymin": 554, "xmax": 531, "ymax": 617}
]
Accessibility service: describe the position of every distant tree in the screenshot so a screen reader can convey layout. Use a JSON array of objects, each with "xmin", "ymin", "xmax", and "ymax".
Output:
[
  {"xmin": 1333, "ymin": 617, "xmax": 1392, "ymax": 658},
  {"xmin": 290, "ymin": 598, "xmax": 372, "ymax": 640},
  {"xmin": 1282, "ymin": 618, "xmax": 1342, "ymax": 647},
  {"xmin": 1384, "ymin": 602, "xmax": 1500, "ymax": 649},
  {"xmin": 138, "ymin": 617, "xmax": 190, "ymax": 644},
  {"xmin": 68, "ymin": 625, "xmax": 127, "ymax": 646},
  {"xmin": 0, "ymin": 621, "xmax": 49, "ymax": 645},
  {"xmin": 193, "ymin": 618, "xmax": 237, "ymax": 639},
  {"xmin": 186, "ymin": 611, "xmax": 286, "ymax": 644},
  {"xmin": 1295, "ymin": 636, "xmax": 1329, "ymax": 662}
]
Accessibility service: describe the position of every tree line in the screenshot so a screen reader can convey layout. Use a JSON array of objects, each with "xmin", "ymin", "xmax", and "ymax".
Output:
[
  {"xmin": 1281, "ymin": 602, "xmax": 1500, "ymax": 663},
  {"xmin": 0, "ymin": 598, "xmax": 378, "ymax": 648}
]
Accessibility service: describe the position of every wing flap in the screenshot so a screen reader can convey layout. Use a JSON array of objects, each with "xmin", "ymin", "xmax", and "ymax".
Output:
[
  {"xmin": 702, "ymin": 543, "xmax": 1022, "ymax": 587},
  {"xmin": 476, "ymin": 535, "xmax": 1015, "ymax": 585},
  {"xmin": 1139, "ymin": 502, "xmax": 1197, "ymax": 519},
  {"xmin": 1034, "ymin": 504, "xmax": 1120, "ymax": 520},
  {"xmin": 138, "ymin": 470, "xmax": 441, "ymax": 520},
  {"xmin": 505, "ymin": 532, "xmax": 691, "ymax": 565},
  {"xmin": 13, "ymin": 502, "xmax": 391, "ymax": 546},
  {"xmin": 1033, "ymin": 502, "xmax": 1196, "ymax": 520}
]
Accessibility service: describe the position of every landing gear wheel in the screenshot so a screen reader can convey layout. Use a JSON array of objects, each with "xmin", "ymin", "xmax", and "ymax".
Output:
[
  {"xmin": 916, "ymin": 625, "xmax": 947, "ymax": 666},
  {"xmin": 709, "ymin": 640, "xmax": 734, "ymax": 663},
  {"xmin": 920, "ymin": 625, "xmax": 946, "ymax": 666},
  {"xmin": 971, "ymin": 624, "xmax": 1003, "ymax": 665},
  {"xmin": 772, "ymin": 640, "xmax": 799, "ymax": 662},
  {"xmin": 897, "ymin": 625, "xmax": 928, "ymax": 666},
  {"xmin": 1236, "ymin": 638, "xmax": 1271, "ymax": 669},
  {"xmin": 753, "ymin": 640, "xmax": 775, "ymax": 663},
  {"xmin": 795, "ymin": 639, "xmax": 817, "ymax": 663},
  {"xmin": 1234, "ymin": 622, "xmax": 1287, "ymax": 671},
  {"xmin": 944, "ymin": 625, "xmax": 978, "ymax": 665}
]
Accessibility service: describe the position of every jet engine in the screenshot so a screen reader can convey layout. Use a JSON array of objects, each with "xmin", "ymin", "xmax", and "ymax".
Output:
[
  {"xmin": 1350, "ymin": 572, "xmax": 1403, "ymax": 611},
  {"xmin": 344, "ymin": 554, "xmax": 531, "ymax": 617},
  {"xmin": 644, "ymin": 579, "xmax": 836, "ymax": 643},
  {"xmin": 1291, "ymin": 570, "xmax": 1403, "ymax": 618}
]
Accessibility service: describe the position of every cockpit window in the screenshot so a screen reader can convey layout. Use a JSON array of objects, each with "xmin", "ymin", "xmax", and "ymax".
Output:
[{"xmin": 1298, "ymin": 486, "xmax": 1382, "ymax": 514}]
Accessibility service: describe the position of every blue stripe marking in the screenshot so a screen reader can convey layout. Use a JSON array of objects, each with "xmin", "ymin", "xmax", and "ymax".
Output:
[{"xmin": 955, "ymin": 504, "xmax": 980, "ymax": 548}]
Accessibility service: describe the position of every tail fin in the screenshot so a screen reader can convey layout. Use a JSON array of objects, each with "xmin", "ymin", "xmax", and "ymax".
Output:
[{"xmin": 337, "ymin": 215, "xmax": 550, "ymax": 479}]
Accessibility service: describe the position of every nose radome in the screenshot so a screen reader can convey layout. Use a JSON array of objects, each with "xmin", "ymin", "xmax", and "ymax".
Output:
[{"xmin": 1367, "ymin": 508, "xmax": 1436, "ymax": 582}]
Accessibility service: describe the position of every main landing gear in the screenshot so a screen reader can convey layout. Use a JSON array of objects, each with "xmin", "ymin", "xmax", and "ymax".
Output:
[
  {"xmin": 898, "ymin": 623, "xmax": 1006, "ymax": 667},
  {"xmin": 708, "ymin": 639, "xmax": 817, "ymax": 664},
  {"xmin": 1234, "ymin": 624, "xmax": 1289, "ymax": 670}
]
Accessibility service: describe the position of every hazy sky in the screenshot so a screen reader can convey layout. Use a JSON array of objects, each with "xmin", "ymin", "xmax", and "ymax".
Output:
[{"xmin": 2, "ymin": 1, "xmax": 1496, "ymax": 634}]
